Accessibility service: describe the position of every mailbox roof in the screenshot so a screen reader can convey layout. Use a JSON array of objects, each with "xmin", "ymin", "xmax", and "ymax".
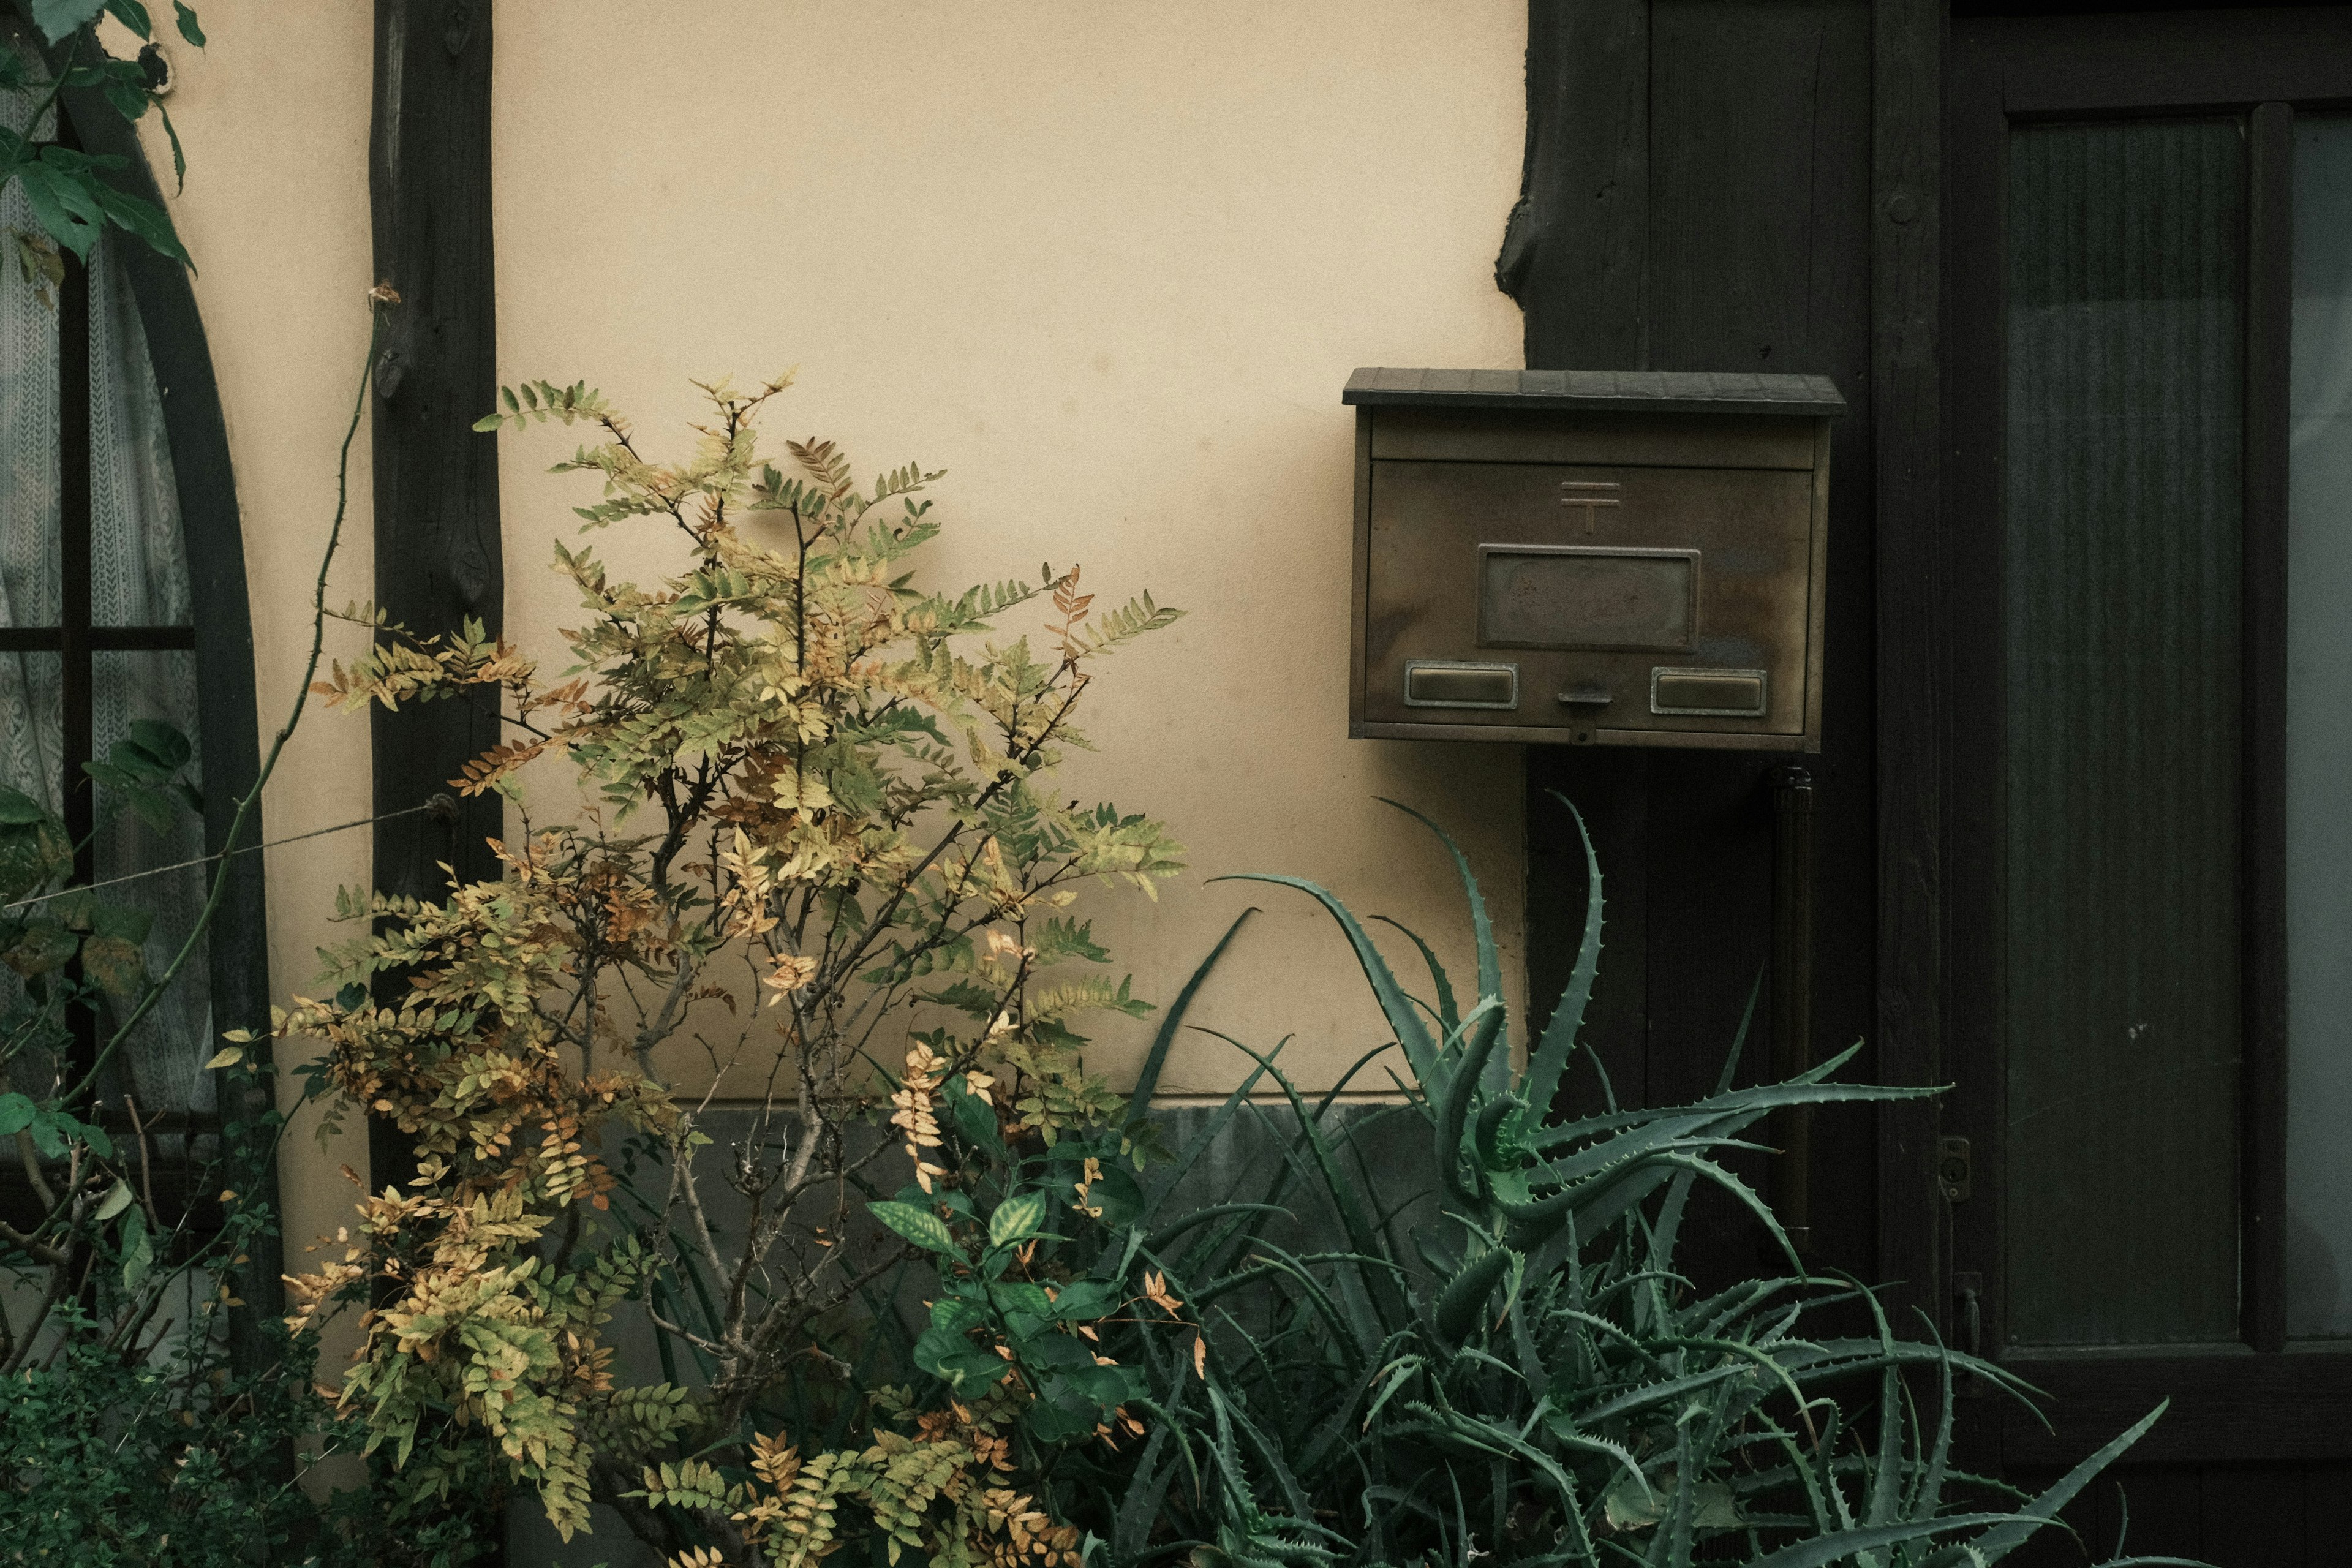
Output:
[{"xmin": 1342, "ymin": 368, "xmax": 1845, "ymax": 417}]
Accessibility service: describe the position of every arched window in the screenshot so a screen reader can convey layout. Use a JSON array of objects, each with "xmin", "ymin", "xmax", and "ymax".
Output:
[{"xmin": 0, "ymin": 43, "xmax": 264, "ymax": 1199}]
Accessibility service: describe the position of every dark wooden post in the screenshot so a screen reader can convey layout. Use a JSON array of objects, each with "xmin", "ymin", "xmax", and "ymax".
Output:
[
  {"xmin": 1869, "ymin": 0, "xmax": 1945, "ymax": 1340},
  {"xmin": 368, "ymin": 0, "xmax": 502, "ymax": 1250},
  {"xmin": 366, "ymin": 7, "xmax": 502, "ymax": 949},
  {"xmin": 1770, "ymin": 764, "xmax": 1816, "ymax": 1256}
]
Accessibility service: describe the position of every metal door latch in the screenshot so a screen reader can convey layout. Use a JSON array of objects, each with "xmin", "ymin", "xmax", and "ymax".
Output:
[
  {"xmin": 1953, "ymin": 1268, "xmax": 1987, "ymax": 1394},
  {"xmin": 1938, "ymin": 1136, "xmax": 1972, "ymax": 1202}
]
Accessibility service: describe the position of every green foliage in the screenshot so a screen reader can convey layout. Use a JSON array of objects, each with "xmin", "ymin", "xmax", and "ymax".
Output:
[
  {"xmin": 1033, "ymin": 797, "xmax": 2189, "ymax": 1568},
  {"xmin": 0, "ymin": 727, "xmax": 394, "ymax": 1561},
  {"xmin": 291, "ymin": 373, "xmax": 1185, "ymax": 1560},
  {"xmin": 6, "ymin": 3, "xmax": 205, "ymax": 270},
  {"xmin": 0, "ymin": 1301, "xmax": 379, "ymax": 1566}
]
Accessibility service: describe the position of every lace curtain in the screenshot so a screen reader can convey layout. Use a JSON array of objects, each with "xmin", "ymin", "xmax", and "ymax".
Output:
[{"xmin": 0, "ymin": 81, "xmax": 211, "ymax": 1117}]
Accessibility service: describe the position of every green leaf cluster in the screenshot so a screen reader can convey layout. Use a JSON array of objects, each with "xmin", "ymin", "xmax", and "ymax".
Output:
[
  {"xmin": 0, "ymin": 1309, "xmax": 388, "ymax": 1567},
  {"xmin": 4, "ymin": 4, "xmax": 207, "ymax": 271}
]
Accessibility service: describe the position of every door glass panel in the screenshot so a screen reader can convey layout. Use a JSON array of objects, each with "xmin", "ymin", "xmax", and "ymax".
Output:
[
  {"xmin": 2003, "ymin": 118, "xmax": 2245, "ymax": 1349},
  {"xmin": 2285, "ymin": 113, "xmax": 2352, "ymax": 1337}
]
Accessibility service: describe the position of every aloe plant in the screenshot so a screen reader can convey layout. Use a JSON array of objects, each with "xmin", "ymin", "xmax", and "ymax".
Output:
[{"xmin": 1047, "ymin": 797, "xmax": 2191, "ymax": 1568}]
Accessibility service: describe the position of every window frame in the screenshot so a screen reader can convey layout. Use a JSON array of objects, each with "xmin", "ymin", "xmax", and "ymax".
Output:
[
  {"xmin": 0, "ymin": 115, "xmax": 202, "ymax": 1091},
  {"xmin": 0, "ymin": 86, "xmax": 273, "ymax": 1178}
]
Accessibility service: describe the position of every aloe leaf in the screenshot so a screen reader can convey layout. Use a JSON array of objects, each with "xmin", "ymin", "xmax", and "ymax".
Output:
[
  {"xmin": 1654, "ymin": 1151, "xmax": 1803, "ymax": 1275},
  {"xmin": 1158, "ymin": 1041, "xmax": 1329, "ymax": 1278},
  {"xmin": 1646, "ymin": 1164, "xmax": 1701, "ymax": 1327},
  {"xmin": 1539, "ymin": 1303, "xmax": 1667, "ymax": 1372},
  {"xmin": 1219, "ymin": 1374, "xmax": 1319, "ymax": 1524},
  {"xmin": 1665, "ymin": 1421, "xmax": 1698, "ymax": 1568},
  {"xmin": 1433, "ymin": 994, "xmax": 1507, "ymax": 1204},
  {"xmin": 1432, "ymin": 1244, "xmax": 1515, "ymax": 1344},
  {"xmin": 1915, "ymin": 1329, "xmax": 1959, "ymax": 1521},
  {"xmin": 1408, "ymin": 1406, "xmax": 1599, "ymax": 1565},
  {"xmin": 1502, "ymin": 1132, "xmax": 1782, "ymax": 1243},
  {"xmin": 1853, "ymin": 1277, "xmax": 1907, "ymax": 1537},
  {"xmin": 1218, "ymin": 1242, "xmax": 1362, "ymax": 1366},
  {"xmin": 1773, "ymin": 1338, "xmax": 2041, "ymax": 1406},
  {"xmin": 1143, "ymin": 1202, "xmax": 1294, "ymax": 1257},
  {"xmin": 1964, "ymin": 1401, "xmax": 2168, "ymax": 1560},
  {"xmin": 1212, "ymin": 872, "xmax": 1439, "ymax": 1087},
  {"xmin": 1520, "ymin": 1100, "xmax": 1693, "ymax": 1151},
  {"xmin": 1532, "ymin": 1112, "xmax": 1774, "ymax": 1194},
  {"xmin": 1717, "ymin": 973, "xmax": 1760, "ymax": 1094},
  {"xmin": 1137, "ymin": 1031, "xmax": 1278, "ymax": 1270},
  {"xmin": 1525, "ymin": 1059, "xmax": 1915, "ymax": 1159},
  {"xmin": 1471, "ymin": 1093, "xmax": 1520, "ymax": 1164},
  {"xmin": 1379, "ymin": 797, "xmax": 1505, "ymax": 1082},
  {"xmin": 1913, "ymin": 1548, "xmax": 1992, "ymax": 1568},
  {"xmin": 1373, "ymin": 912, "xmax": 1460, "ymax": 1039},
  {"xmin": 1125, "ymin": 907, "xmax": 1253, "ymax": 1140},
  {"xmin": 1112, "ymin": 1419, "xmax": 1178, "ymax": 1561},
  {"xmin": 1524, "ymin": 790, "xmax": 1607, "ymax": 1126},
  {"xmin": 1204, "ymin": 1030, "xmax": 1411, "ymax": 1332},
  {"xmin": 1533, "ymin": 1416, "xmax": 1649, "ymax": 1515},
  {"xmin": 1580, "ymin": 1039, "xmax": 1622, "ymax": 1114},
  {"xmin": 1819, "ymin": 1407, "xmax": 1858, "ymax": 1531},
  {"xmin": 1574, "ymin": 1357, "xmax": 1808, "ymax": 1429},
  {"xmin": 1767, "ymin": 1427, "xmax": 1839, "ymax": 1537},
  {"xmin": 1743, "ymin": 1517, "xmax": 2047, "ymax": 1568},
  {"xmin": 1121, "ymin": 1392, "xmax": 1208, "ymax": 1553},
  {"xmin": 1294, "ymin": 1334, "xmax": 1415, "ymax": 1475}
]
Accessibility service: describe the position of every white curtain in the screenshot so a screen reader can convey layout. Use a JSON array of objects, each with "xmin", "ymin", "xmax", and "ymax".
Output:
[{"xmin": 0, "ymin": 77, "xmax": 61, "ymax": 815}]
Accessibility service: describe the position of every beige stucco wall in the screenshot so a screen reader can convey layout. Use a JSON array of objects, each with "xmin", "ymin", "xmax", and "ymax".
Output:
[
  {"xmin": 493, "ymin": 1, "xmax": 1532, "ymax": 1101},
  {"xmin": 137, "ymin": 0, "xmax": 1529, "ymax": 1243}
]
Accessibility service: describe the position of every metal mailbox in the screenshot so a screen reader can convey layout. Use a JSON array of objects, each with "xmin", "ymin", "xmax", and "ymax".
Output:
[{"xmin": 1346, "ymin": 368, "xmax": 1844, "ymax": 751}]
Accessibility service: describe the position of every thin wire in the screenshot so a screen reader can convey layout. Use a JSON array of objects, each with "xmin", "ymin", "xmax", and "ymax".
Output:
[{"xmin": 1, "ymin": 799, "xmax": 443, "ymax": 914}]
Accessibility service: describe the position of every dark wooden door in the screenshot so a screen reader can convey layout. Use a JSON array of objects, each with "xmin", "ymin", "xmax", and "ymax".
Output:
[
  {"xmin": 1515, "ymin": 2, "xmax": 2352, "ymax": 1562},
  {"xmin": 1937, "ymin": 10, "xmax": 2352, "ymax": 1563}
]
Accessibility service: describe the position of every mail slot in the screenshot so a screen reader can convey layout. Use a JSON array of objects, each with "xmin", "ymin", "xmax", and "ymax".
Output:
[{"xmin": 1345, "ymin": 368, "xmax": 1842, "ymax": 750}]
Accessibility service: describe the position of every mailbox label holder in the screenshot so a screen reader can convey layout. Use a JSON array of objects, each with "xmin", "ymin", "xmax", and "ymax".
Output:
[
  {"xmin": 1403, "ymin": 660, "xmax": 1520, "ymax": 710},
  {"xmin": 1476, "ymin": 544, "xmax": 1699, "ymax": 653}
]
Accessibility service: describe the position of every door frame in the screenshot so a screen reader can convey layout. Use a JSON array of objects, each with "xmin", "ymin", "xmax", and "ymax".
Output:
[{"xmin": 1887, "ymin": 3, "xmax": 2352, "ymax": 1467}]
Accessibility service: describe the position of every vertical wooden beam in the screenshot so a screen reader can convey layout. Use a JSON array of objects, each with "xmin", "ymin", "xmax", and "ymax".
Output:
[
  {"xmin": 2242, "ymin": 99, "xmax": 2293, "ymax": 1357},
  {"xmin": 368, "ymin": 0, "xmax": 501, "ymax": 1157},
  {"xmin": 1499, "ymin": 0, "xmax": 1649, "ymax": 369},
  {"xmin": 368, "ymin": 7, "xmax": 502, "ymax": 1551},
  {"xmin": 1871, "ymin": 0, "xmax": 1945, "ymax": 1332}
]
